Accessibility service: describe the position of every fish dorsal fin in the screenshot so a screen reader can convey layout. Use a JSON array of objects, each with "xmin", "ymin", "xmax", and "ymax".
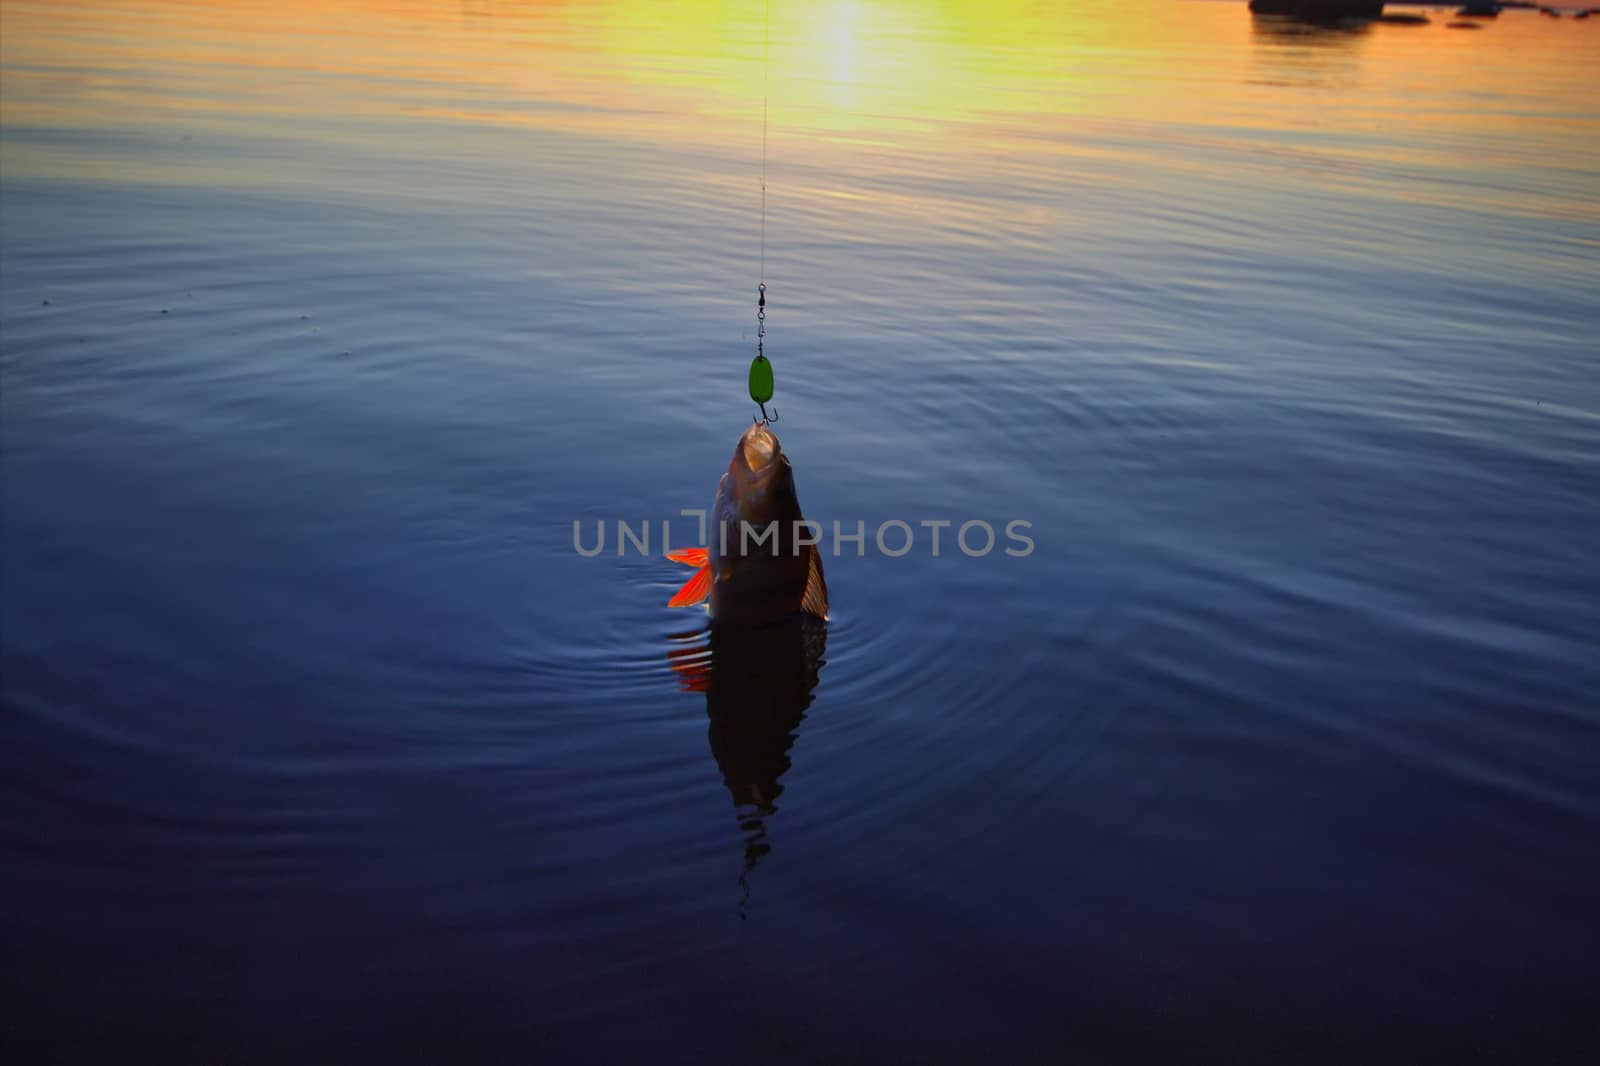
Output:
[{"xmin": 800, "ymin": 545, "xmax": 829, "ymax": 621}]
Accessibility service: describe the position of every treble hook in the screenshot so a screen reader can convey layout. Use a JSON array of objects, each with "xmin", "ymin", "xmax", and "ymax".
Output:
[{"xmin": 753, "ymin": 402, "xmax": 778, "ymax": 426}]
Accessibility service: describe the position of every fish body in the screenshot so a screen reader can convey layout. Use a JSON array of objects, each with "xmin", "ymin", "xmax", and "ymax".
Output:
[{"xmin": 668, "ymin": 423, "xmax": 829, "ymax": 624}]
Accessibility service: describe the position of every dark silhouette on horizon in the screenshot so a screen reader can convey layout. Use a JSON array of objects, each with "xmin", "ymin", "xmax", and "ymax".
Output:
[{"xmin": 1249, "ymin": 0, "xmax": 1386, "ymax": 22}]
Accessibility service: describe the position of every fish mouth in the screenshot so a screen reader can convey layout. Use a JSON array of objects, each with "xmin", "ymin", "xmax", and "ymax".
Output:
[{"xmin": 740, "ymin": 424, "xmax": 779, "ymax": 473}]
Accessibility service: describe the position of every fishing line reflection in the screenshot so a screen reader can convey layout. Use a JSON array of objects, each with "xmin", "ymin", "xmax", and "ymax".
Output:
[{"xmin": 668, "ymin": 616, "xmax": 827, "ymax": 913}]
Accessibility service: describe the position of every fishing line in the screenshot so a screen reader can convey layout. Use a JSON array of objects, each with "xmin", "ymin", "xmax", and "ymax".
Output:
[
  {"xmin": 750, "ymin": 0, "xmax": 777, "ymax": 426},
  {"xmin": 760, "ymin": 0, "xmax": 769, "ymax": 288}
]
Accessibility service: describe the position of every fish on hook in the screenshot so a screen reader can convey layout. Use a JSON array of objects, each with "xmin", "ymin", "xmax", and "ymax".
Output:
[{"xmin": 667, "ymin": 422, "xmax": 829, "ymax": 625}]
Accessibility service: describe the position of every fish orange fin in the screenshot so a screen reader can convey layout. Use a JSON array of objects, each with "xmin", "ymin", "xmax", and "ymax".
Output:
[
  {"xmin": 666, "ymin": 547, "xmax": 709, "ymax": 567},
  {"xmin": 667, "ymin": 563, "xmax": 712, "ymax": 608},
  {"xmin": 800, "ymin": 545, "xmax": 829, "ymax": 621}
]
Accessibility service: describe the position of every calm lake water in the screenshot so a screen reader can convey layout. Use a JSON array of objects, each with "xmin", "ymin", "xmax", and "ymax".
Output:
[{"xmin": 3, "ymin": 1, "xmax": 1598, "ymax": 1061}]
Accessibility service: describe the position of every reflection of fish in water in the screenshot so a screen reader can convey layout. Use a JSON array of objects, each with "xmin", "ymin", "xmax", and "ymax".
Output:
[
  {"xmin": 666, "ymin": 423, "xmax": 828, "ymax": 625},
  {"xmin": 669, "ymin": 615, "xmax": 827, "ymax": 886}
]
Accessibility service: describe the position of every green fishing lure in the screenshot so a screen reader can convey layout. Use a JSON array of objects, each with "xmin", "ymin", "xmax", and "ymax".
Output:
[{"xmin": 748, "ymin": 353, "xmax": 774, "ymax": 405}]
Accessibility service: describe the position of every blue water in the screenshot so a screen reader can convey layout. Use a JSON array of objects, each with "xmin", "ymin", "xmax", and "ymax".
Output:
[{"xmin": 2, "ymin": 2, "xmax": 1598, "ymax": 1061}]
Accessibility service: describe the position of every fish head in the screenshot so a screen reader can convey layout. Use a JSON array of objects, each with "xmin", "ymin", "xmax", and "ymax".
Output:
[{"xmin": 726, "ymin": 421, "xmax": 792, "ymax": 522}]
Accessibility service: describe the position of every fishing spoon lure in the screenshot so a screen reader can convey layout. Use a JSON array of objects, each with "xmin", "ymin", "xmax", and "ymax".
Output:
[{"xmin": 751, "ymin": 282, "xmax": 776, "ymax": 424}]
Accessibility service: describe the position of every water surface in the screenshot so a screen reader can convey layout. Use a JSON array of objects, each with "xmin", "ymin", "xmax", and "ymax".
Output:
[{"xmin": 3, "ymin": 2, "xmax": 1598, "ymax": 1062}]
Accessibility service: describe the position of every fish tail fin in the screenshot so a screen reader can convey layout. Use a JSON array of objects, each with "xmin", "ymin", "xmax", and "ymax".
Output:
[
  {"xmin": 667, "ymin": 562, "xmax": 712, "ymax": 608},
  {"xmin": 666, "ymin": 547, "xmax": 709, "ymax": 567}
]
